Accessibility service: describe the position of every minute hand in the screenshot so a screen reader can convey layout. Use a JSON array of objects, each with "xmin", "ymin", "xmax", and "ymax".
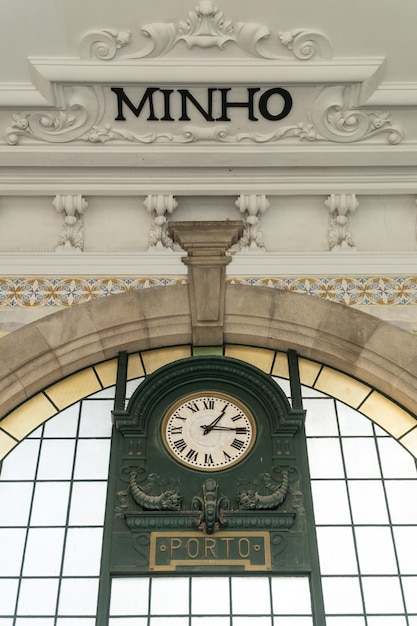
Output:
[
  {"xmin": 202, "ymin": 406, "xmax": 228, "ymax": 435},
  {"xmin": 203, "ymin": 425, "xmax": 244, "ymax": 431}
]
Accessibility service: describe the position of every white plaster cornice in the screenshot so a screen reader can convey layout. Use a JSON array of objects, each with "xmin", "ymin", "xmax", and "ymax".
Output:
[
  {"xmin": 0, "ymin": 166, "xmax": 416, "ymax": 195},
  {"xmin": 1, "ymin": 251, "xmax": 416, "ymax": 277}
]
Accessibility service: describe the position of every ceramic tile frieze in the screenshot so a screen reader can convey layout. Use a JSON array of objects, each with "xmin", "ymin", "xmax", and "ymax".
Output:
[{"xmin": 1, "ymin": 276, "xmax": 417, "ymax": 307}]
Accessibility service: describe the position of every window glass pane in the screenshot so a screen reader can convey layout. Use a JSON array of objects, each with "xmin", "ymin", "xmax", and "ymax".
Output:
[
  {"xmin": 109, "ymin": 578, "xmax": 150, "ymax": 616},
  {"xmin": 311, "ymin": 481, "xmax": 351, "ymax": 524},
  {"xmin": 0, "ymin": 440, "xmax": 40, "ymax": 480},
  {"xmin": 377, "ymin": 438, "xmax": 417, "ymax": 478},
  {"xmin": 30, "ymin": 482, "xmax": 71, "ymax": 526},
  {"xmin": 68, "ymin": 482, "xmax": 107, "ymax": 526},
  {"xmin": 0, "ymin": 579, "xmax": 19, "ymax": 613},
  {"xmin": 385, "ymin": 481, "xmax": 417, "ymax": 523},
  {"xmin": 109, "ymin": 617, "xmax": 149, "ymax": 626},
  {"xmin": 392, "ymin": 526, "xmax": 417, "ymax": 574},
  {"xmin": 232, "ymin": 618, "xmax": 271, "ymax": 626},
  {"xmin": 362, "ymin": 577, "xmax": 404, "ymax": 613},
  {"xmin": 271, "ymin": 577, "xmax": 311, "ymax": 615},
  {"xmin": 125, "ymin": 378, "xmax": 144, "ymax": 399},
  {"xmin": 16, "ymin": 617, "xmax": 55, "ymax": 626},
  {"xmin": 304, "ymin": 399, "xmax": 338, "ymax": 436},
  {"xmin": 0, "ymin": 528, "xmax": 26, "ymax": 575},
  {"xmin": 17, "ymin": 579, "xmax": 59, "ymax": 616},
  {"xmin": 326, "ymin": 615, "xmax": 366, "ymax": 626},
  {"xmin": 150, "ymin": 578, "xmax": 189, "ymax": 616},
  {"xmin": 316, "ymin": 527, "xmax": 358, "ymax": 574},
  {"xmin": 367, "ymin": 618, "xmax": 407, "ymax": 626},
  {"xmin": 322, "ymin": 577, "xmax": 363, "ymax": 614},
  {"xmin": 337, "ymin": 403, "xmax": 373, "ymax": 436},
  {"xmin": 23, "ymin": 528, "xmax": 65, "ymax": 576},
  {"xmin": 348, "ymin": 481, "xmax": 389, "ymax": 524},
  {"xmin": 191, "ymin": 618, "xmax": 230, "ymax": 626},
  {"xmin": 56, "ymin": 620, "xmax": 96, "ymax": 626},
  {"xmin": 149, "ymin": 616, "xmax": 189, "ymax": 626},
  {"xmin": 273, "ymin": 615, "xmax": 313, "ymax": 626},
  {"xmin": 342, "ymin": 439, "xmax": 381, "ymax": 478},
  {"xmin": 307, "ymin": 439, "xmax": 345, "ymax": 478},
  {"xmin": 58, "ymin": 578, "xmax": 99, "ymax": 615},
  {"xmin": 44, "ymin": 405, "xmax": 79, "ymax": 438},
  {"xmin": 0, "ymin": 483, "xmax": 33, "ymax": 526},
  {"xmin": 63, "ymin": 528, "xmax": 103, "ymax": 576},
  {"xmin": 73, "ymin": 440, "xmax": 110, "ymax": 480},
  {"xmin": 401, "ymin": 576, "xmax": 417, "ymax": 612},
  {"xmin": 191, "ymin": 577, "xmax": 230, "ymax": 614},
  {"xmin": 79, "ymin": 400, "xmax": 113, "ymax": 437},
  {"xmin": 37, "ymin": 440, "xmax": 75, "ymax": 480},
  {"xmin": 355, "ymin": 527, "xmax": 398, "ymax": 574},
  {"xmin": 231, "ymin": 577, "xmax": 270, "ymax": 615}
]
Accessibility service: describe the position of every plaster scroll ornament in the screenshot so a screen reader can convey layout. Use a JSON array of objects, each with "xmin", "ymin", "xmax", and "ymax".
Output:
[
  {"xmin": 79, "ymin": 0, "xmax": 332, "ymax": 60},
  {"xmin": 326, "ymin": 193, "xmax": 359, "ymax": 252},
  {"xmin": 53, "ymin": 194, "xmax": 88, "ymax": 253},
  {"xmin": 144, "ymin": 194, "xmax": 178, "ymax": 252},
  {"xmin": 308, "ymin": 86, "xmax": 403, "ymax": 145},
  {"xmin": 79, "ymin": 29, "xmax": 131, "ymax": 60},
  {"xmin": 6, "ymin": 86, "xmax": 105, "ymax": 146},
  {"xmin": 235, "ymin": 194, "xmax": 270, "ymax": 252}
]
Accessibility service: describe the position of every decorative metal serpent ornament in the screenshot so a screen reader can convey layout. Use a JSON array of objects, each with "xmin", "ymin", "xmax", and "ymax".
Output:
[
  {"xmin": 129, "ymin": 472, "xmax": 182, "ymax": 511},
  {"xmin": 237, "ymin": 471, "xmax": 289, "ymax": 510}
]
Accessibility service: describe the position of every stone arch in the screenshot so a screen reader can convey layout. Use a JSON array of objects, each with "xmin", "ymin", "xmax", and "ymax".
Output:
[{"xmin": 1, "ymin": 282, "xmax": 417, "ymax": 422}]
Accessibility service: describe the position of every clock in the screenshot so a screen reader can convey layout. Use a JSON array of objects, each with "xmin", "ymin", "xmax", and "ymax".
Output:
[{"xmin": 162, "ymin": 391, "xmax": 256, "ymax": 471}]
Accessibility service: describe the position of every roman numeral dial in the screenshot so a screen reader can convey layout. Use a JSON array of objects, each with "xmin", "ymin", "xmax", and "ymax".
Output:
[{"xmin": 162, "ymin": 392, "xmax": 256, "ymax": 471}]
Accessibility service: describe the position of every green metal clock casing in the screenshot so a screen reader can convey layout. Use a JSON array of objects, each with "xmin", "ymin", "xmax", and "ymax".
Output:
[{"xmin": 162, "ymin": 391, "xmax": 256, "ymax": 471}]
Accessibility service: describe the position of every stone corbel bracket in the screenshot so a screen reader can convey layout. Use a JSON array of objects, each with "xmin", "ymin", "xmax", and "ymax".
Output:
[
  {"xmin": 326, "ymin": 193, "xmax": 359, "ymax": 252},
  {"xmin": 144, "ymin": 194, "xmax": 178, "ymax": 252},
  {"xmin": 53, "ymin": 194, "xmax": 88, "ymax": 252},
  {"xmin": 167, "ymin": 220, "xmax": 243, "ymax": 345}
]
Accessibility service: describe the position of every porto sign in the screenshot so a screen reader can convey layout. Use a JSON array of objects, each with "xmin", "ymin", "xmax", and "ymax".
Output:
[{"xmin": 111, "ymin": 87, "xmax": 293, "ymax": 122}]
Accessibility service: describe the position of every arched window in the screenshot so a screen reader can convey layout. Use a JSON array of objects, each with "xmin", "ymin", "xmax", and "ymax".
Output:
[{"xmin": 1, "ymin": 347, "xmax": 416, "ymax": 625}]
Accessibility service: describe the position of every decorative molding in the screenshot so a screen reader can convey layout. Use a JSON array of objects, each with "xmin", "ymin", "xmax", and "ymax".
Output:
[
  {"xmin": 325, "ymin": 193, "xmax": 359, "ymax": 252},
  {"xmin": 80, "ymin": 29, "xmax": 131, "ymax": 60},
  {"xmin": 192, "ymin": 478, "xmax": 229, "ymax": 535},
  {"xmin": 78, "ymin": 1, "xmax": 332, "ymax": 61},
  {"xmin": 53, "ymin": 194, "xmax": 88, "ymax": 252},
  {"xmin": 128, "ymin": 472, "xmax": 182, "ymax": 511},
  {"xmin": 5, "ymin": 87, "xmax": 104, "ymax": 145},
  {"xmin": 237, "ymin": 471, "xmax": 289, "ymax": 510},
  {"xmin": 235, "ymin": 194, "xmax": 270, "ymax": 251},
  {"xmin": 1, "ymin": 252, "xmax": 417, "ymax": 278},
  {"xmin": 1, "ymin": 275, "xmax": 417, "ymax": 307},
  {"xmin": 144, "ymin": 194, "xmax": 178, "ymax": 252},
  {"xmin": 5, "ymin": 83, "xmax": 402, "ymax": 146},
  {"xmin": 279, "ymin": 29, "xmax": 332, "ymax": 60}
]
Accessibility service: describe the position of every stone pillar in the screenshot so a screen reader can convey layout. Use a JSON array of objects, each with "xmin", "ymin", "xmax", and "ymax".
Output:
[{"xmin": 168, "ymin": 220, "xmax": 243, "ymax": 345}]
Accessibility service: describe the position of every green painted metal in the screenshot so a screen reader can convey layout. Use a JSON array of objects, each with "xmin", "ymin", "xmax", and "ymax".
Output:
[{"xmin": 97, "ymin": 353, "xmax": 325, "ymax": 625}]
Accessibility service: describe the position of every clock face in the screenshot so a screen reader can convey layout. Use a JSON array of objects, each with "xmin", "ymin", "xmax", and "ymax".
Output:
[{"xmin": 162, "ymin": 392, "xmax": 256, "ymax": 471}]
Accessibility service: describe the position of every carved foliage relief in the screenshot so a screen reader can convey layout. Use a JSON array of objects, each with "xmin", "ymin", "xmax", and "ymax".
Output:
[{"xmin": 2, "ymin": 1, "xmax": 403, "ymax": 146}]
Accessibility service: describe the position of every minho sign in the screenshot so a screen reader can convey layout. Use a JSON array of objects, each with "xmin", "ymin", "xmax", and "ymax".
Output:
[{"xmin": 111, "ymin": 87, "xmax": 293, "ymax": 122}]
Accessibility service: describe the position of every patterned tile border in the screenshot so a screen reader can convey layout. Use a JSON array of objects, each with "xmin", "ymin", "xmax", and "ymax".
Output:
[{"xmin": 1, "ymin": 276, "xmax": 417, "ymax": 307}]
